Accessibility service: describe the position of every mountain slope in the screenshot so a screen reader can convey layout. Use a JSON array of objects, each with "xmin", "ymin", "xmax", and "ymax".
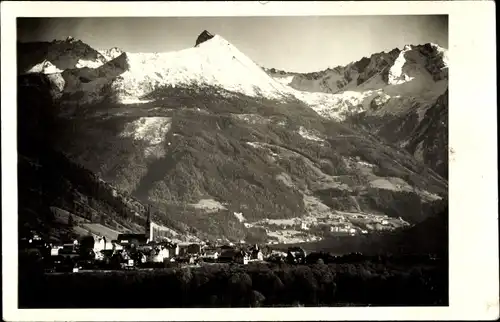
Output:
[
  {"xmin": 351, "ymin": 88, "xmax": 449, "ymax": 178},
  {"xmin": 17, "ymin": 36, "xmax": 108, "ymax": 74},
  {"xmin": 17, "ymin": 32, "xmax": 448, "ymax": 244},
  {"xmin": 265, "ymin": 44, "xmax": 449, "ymax": 178},
  {"xmin": 281, "ymin": 198, "xmax": 448, "ymax": 256},
  {"xmin": 17, "ymin": 72, "xmax": 197, "ymax": 243}
]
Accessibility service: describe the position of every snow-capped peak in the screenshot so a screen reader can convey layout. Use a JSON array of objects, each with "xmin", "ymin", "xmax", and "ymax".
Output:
[
  {"xmin": 260, "ymin": 42, "xmax": 449, "ymax": 121},
  {"xmin": 388, "ymin": 46, "xmax": 415, "ymax": 85},
  {"xmin": 111, "ymin": 32, "xmax": 289, "ymax": 103},
  {"xmin": 27, "ymin": 60, "xmax": 63, "ymax": 74},
  {"xmin": 99, "ymin": 47, "xmax": 124, "ymax": 62},
  {"xmin": 29, "ymin": 32, "xmax": 447, "ymax": 126}
]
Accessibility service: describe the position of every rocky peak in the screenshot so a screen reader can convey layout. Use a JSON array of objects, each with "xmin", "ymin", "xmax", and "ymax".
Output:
[
  {"xmin": 108, "ymin": 47, "xmax": 123, "ymax": 54},
  {"xmin": 100, "ymin": 47, "xmax": 124, "ymax": 61},
  {"xmin": 195, "ymin": 30, "xmax": 215, "ymax": 47},
  {"xmin": 18, "ymin": 37, "xmax": 109, "ymax": 74}
]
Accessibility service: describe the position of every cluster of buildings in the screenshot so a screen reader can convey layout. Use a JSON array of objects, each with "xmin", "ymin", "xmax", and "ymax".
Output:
[
  {"xmin": 21, "ymin": 209, "xmax": 312, "ymax": 271},
  {"xmin": 329, "ymin": 224, "xmax": 358, "ymax": 235},
  {"xmin": 22, "ymin": 226, "xmax": 310, "ymax": 272},
  {"xmin": 257, "ymin": 215, "xmax": 372, "ymax": 240},
  {"xmin": 24, "ymin": 229, "xmax": 305, "ymax": 271},
  {"xmin": 327, "ymin": 223, "xmax": 370, "ymax": 235},
  {"xmin": 24, "ymin": 227, "xmax": 271, "ymax": 271}
]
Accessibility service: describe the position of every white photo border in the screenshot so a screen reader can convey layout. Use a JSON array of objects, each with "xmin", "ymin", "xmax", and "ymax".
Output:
[{"xmin": 2, "ymin": 1, "xmax": 498, "ymax": 321}]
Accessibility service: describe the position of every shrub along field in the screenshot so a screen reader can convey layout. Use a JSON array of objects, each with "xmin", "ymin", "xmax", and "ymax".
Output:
[{"xmin": 19, "ymin": 255, "xmax": 447, "ymax": 308}]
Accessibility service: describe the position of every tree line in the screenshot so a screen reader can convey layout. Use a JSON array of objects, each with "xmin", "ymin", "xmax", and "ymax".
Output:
[{"xmin": 19, "ymin": 256, "xmax": 447, "ymax": 308}]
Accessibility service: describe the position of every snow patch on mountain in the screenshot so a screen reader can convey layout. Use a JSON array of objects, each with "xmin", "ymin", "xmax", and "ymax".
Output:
[
  {"xmin": 291, "ymin": 77, "xmax": 447, "ymax": 122},
  {"xmin": 27, "ymin": 60, "xmax": 63, "ymax": 74},
  {"xmin": 298, "ymin": 126, "xmax": 324, "ymax": 142},
  {"xmin": 120, "ymin": 117, "xmax": 172, "ymax": 157},
  {"xmin": 294, "ymin": 89, "xmax": 378, "ymax": 120},
  {"xmin": 388, "ymin": 45, "xmax": 415, "ymax": 85},
  {"xmin": 190, "ymin": 199, "xmax": 227, "ymax": 213},
  {"xmin": 75, "ymin": 59, "xmax": 104, "ymax": 69},
  {"xmin": 121, "ymin": 117, "xmax": 172, "ymax": 145}
]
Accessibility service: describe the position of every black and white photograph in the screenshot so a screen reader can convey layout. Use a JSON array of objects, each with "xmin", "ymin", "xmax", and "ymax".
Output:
[{"xmin": 2, "ymin": 1, "xmax": 498, "ymax": 321}]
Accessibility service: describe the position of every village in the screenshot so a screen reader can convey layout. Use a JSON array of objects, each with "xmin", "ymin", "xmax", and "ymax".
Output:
[
  {"xmin": 19, "ymin": 202, "xmax": 414, "ymax": 273},
  {"xmin": 20, "ymin": 228, "xmax": 310, "ymax": 272},
  {"xmin": 249, "ymin": 210, "xmax": 410, "ymax": 244}
]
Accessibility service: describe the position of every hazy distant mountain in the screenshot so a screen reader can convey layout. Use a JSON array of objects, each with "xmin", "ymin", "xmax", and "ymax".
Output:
[{"xmin": 17, "ymin": 32, "xmax": 448, "ymax": 244}]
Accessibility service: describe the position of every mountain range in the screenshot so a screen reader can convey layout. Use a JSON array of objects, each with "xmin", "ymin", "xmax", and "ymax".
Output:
[{"xmin": 17, "ymin": 30, "xmax": 448, "ymax": 249}]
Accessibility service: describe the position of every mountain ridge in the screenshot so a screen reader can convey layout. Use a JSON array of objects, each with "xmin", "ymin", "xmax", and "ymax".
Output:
[
  {"xmin": 263, "ymin": 42, "xmax": 447, "ymax": 75},
  {"xmin": 17, "ymin": 31, "xmax": 448, "ymax": 244},
  {"xmin": 17, "ymin": 37, "xmax": 109, "ymax": 74},
  {"xmin": 264, "ymin": 42, "xmax": 448, "ymax": 177}
]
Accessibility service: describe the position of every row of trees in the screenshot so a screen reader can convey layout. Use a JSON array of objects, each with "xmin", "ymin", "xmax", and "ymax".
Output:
[{"xmin": 19, "ymin": 257, "xmax": 447, "ymax": 308}]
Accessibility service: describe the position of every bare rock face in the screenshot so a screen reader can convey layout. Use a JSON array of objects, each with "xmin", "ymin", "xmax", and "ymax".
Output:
[{"xmin": 195, "ymin": 30, "xmax": 215, "ymax": 47}]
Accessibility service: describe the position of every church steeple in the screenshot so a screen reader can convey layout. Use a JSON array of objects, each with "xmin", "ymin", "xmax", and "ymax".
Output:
[{"xmin": 145, "ymin": 205, "xmax": 152, "ymax": 242}]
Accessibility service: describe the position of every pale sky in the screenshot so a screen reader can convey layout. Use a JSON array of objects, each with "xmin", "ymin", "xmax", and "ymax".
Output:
[{"xmin": 17, "ymin": 16, "xmax": 447, "ymax": 73}]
